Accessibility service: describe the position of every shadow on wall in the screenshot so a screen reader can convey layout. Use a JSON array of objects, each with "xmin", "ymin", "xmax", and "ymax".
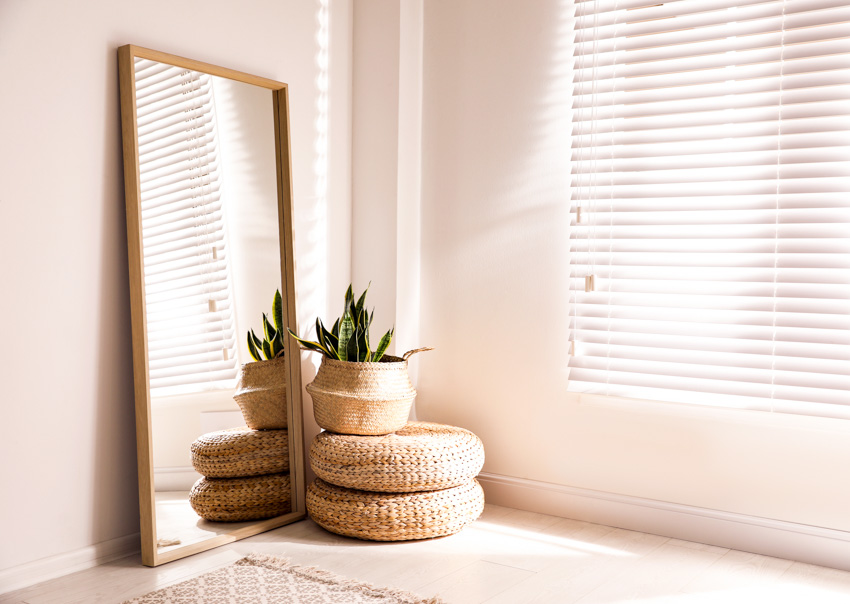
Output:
[
  {"xmin": 293, "ymin": 0, "xmax": 333, "ymax": 478},
  {"xmin": 91, "ymin": 46, "xmax": 140, "ymax": 545}
]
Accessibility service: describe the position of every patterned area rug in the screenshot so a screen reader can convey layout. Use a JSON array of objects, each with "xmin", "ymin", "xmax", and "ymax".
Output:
[{"xmin": 124, "ymin": 554, "xmax": 442, "ymax": 603}]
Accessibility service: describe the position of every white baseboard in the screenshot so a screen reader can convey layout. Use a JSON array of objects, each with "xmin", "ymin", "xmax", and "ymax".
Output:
[
  {"xmin": 0, "ymin": 532, "xmax": 140, "ymax": 595},
  {"xmin": 154, "ymin": 466, "xmax": 201, "ymax": 492},
  {"xmin": 477, "ymin": 472, "xmax": 850, "ymax": 572}
]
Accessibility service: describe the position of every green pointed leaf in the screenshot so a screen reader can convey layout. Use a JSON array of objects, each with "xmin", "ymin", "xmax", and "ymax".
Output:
[
  {"xmin": 247, "ymin": 332, "xmax": 262, "ymax": 362},
  {"xmin": 317, "ymin": 320, "xmax": 339, "ymax": 359},
  {"xmin": 355, "ymin": 284, "xmax": 369, "ymax": 321},
  {"xmin": 316, "ymin": 317, "xmax": 329, "ymax": 351},
  {"xmin": 347, "ymin": 285, "xmax": 358, "ymax": 323},
  {"xmin": 262, "ymin": 339, "xmax": 273, "ymax": 361},
  {"xmin": 373, "ymin": 327, "xmax": 394, "ymax": 362},
  {"xmin": 319, "ymin": 322, "xmax": 339, "ymax": 356},
  {"xmin": 338, "ymin": 312, "xmax": 354, "ymax": 362},
  {"xmin": 275, "ymin": 330, "xmax": 285, "ymax": 357},
  {"xmin": 320, "ymin": 319, "xmax": 339, "ymax": 347},
  {"xmin": 357, "ymin": 327, "xmax": 369, "ymax": 361},
  {"xmin": 272, "ymin": 290, "xmax": 283, "ymax": 333},
  {"xmin": 251, "ymin": 329, "xmax": 264, "ymax": 349},
  {"xmin": 298, "ymin": 339, "xmax": 328, "ymax": 355},
  {"xmin": 332, "ymin": 318, "xmax": 340, "ymax": 338},
  {"xmin": 271, "ymin": 330, "xmax": 284, "ymax": 357},
  {"xmin": 348, "ymin": 325, "xmax": 360, "ymax": 362},
  {"xmin": 263, "ymin": 313, "xmax": 276, "ymax": 344},
  {"xmin": 343, "ymin": 284, "xmax": 354, "ymax": 317},
  {"xmin": 287, "ymin": 328, "xmax": 332, "ymax": 357}
]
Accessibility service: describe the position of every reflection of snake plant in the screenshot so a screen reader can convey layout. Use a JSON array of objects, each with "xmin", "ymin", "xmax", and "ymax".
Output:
[
  {"xmin": 246, "ymin": 290, "xmax": 286, "ymax": 362},
  {"xmin": 288, "ymin": 284, "xmax": 394, "ymax": 362}
]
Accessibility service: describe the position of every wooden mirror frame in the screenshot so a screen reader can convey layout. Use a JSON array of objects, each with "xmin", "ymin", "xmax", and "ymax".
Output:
[{"xmin": 118, "ymin": 45, "xmax": 306, "ymax": 567}]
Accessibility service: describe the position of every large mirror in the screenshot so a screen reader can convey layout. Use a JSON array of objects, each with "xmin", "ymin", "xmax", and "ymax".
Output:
[{"xmin": 118, "ymin": 45, "xmax": 305, "ymax": 567}]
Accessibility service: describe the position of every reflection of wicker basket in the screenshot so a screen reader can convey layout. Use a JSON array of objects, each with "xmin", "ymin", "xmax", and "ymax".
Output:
[
  {"xmin": 234, "ymin": 356, "xmax": 288, "ymax": 430},
  {"xmin": 190, "ymin": 473, "xmax": 291, "ymax": 522},
  {"xmin": 191, "ymin": 427, "xmax": 289, "ymax": 478},
  {"xmin": 306, "ymin": 355, "xmax": 415, "ymax": 436},
  {"xmin": 307, "ymin": 478, "xmax": 484, "ymax": 541},
  {"xmin": 310, "ymin": 422, "xmax": 484, "ymax": 492}
]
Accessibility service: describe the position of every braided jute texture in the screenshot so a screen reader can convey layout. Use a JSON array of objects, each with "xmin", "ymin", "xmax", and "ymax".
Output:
[
  {"xmin": 310, "ymin": 422, "xmax": 485, "ymax": 492},
  {"xmin": 189, "ymin": 473, "xmax": 291, "ymax": 522},
  {"xmin": 191, "ymin": 427, "xmax": 289, "ymax": 478},
  {"xmin": 307, "ymin": 355, "xmax": 415, "ymax": 436},
  {"xmin": 306, "ymin": 478, "xmax": 484, "ymax": 541},
  {"xmin": 234, "ymin": 356, "xmax": 288, "ymax": 430}
]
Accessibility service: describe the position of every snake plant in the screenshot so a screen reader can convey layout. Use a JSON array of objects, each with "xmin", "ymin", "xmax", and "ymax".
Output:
[
  {"xmin": 288, "ymin": 284, "xmax": 394, "ymax": 362},
  {"xmin": 246, "ymin": 290, "xmax": 286, "ymax": 362}
]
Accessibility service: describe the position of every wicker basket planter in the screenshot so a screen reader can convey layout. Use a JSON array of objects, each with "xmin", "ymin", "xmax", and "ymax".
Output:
[
  {"xmin": 189, "ymin": 473, "xmax": 291, "ymax": 522},
  {"xmin": 191, "ymin": 427, "xmax": 289, "ymax": 478},
  {"xmin": 306, "ymin": 355, "xmax": 416, "ymax": 436},
  {"xmin": 234, "ymin": 356, "xmax": 288, "ymax": 430},
  {"xmin": 310, "ymin": 422, "xmax": 484, "ymax": 492},
  {"xmin": 306, "ymin": 478, "xmax": 484, "ymax": 541}
]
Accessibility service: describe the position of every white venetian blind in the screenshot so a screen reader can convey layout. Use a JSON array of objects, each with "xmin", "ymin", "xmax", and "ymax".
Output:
[
  {"xmin": 567, "ymin": 0, "xmax": 850, "ymax": 418},
  {"xmin": 135, "ymin": 58, "xmax": 238, "ymax": 397}
]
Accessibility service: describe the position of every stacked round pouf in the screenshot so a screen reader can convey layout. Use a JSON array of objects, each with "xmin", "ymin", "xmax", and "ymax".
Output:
[
  {"xmin": 306, "ymin": 422, "xmax": 485, "ymax": 541},
  {"xmin": 189, "ymin": 427, "xmax": 292, "ymax": 522}
]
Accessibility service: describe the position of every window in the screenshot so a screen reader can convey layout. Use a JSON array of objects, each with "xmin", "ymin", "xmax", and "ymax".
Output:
[
  {"xmin": 567, "ymin": 0, "xmax": 850, "ymax": 418},
  {"xmin": 135, "ymin": 59, "xmax": 238, "ymax": 397}
]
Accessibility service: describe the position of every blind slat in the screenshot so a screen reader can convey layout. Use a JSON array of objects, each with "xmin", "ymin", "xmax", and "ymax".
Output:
[
  {"xmin": 568, "ymin": 0, "xmax": 850, "ymax": 418},
  {"xmin": 136, "ymin": 62, "xmax": 238, "ymax": 397}
]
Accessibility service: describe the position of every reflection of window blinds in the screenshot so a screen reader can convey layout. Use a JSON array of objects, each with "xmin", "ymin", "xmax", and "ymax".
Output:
[
  {"xmin": 135, "ymin": 58, "xmax": 237, "ymax": 397},
  {"xmin": 568, "ymin": 1, "xmax": 850, "ymax": 419}
]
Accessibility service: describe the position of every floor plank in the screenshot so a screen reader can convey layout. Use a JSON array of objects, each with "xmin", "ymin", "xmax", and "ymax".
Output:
[
  {"xmin": 417, "ymin": 560, "xmax": 534, "ymax": 603},
  {"xmin": 681, "ymin": 549, "xmax": 794, "ymax": 599},
  {"xmin": 3, "ymin": 504, "xmax": 850, "ymax": 604},
  {"xmin": 574, "ymin": 543, "xmax": 724, "ymax": 603}
]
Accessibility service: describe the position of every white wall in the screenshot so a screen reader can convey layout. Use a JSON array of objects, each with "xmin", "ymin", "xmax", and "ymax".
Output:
[
  {"xmin": 350, "ymin": 0, "xmax": 400, "ymax": 336},
  {"xmin": 0, "ymin": 0, "xmax": 351, "ymax": 576},
  {"xmin": 353, "ymin": 0, "xmax": 850, "ymax": 538},
  {"xmin": 350, "ymin": 0, "xmax": 424, "ymax": 367}
]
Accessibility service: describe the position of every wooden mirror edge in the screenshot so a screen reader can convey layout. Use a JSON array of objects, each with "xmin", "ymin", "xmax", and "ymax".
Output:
[
  {"xmin": 274, "ymin": 87, "xmax": 307, "ymax": 515},
  {"xmin": 117, "ymin": 45, "xmax": 305, "ymax": 567}
]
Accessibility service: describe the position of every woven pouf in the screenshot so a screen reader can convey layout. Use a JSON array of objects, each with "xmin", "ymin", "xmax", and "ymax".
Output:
[
  {"xmin": 190, "ymin": 473, "xmax": 291, "ymax": 522},
  {"xmin": 310, "ymin": 422, "xmax": 484, "ymax": 492},
  {"xmin": 306, "ymin": 478, "xmax": 484, "ymax": 541},
  {"xmin": 191, "ymin": 427, "xmax": 289, "ymax": 478}
]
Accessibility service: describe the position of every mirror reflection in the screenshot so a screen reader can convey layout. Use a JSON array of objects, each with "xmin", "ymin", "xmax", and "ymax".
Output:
[{"xmin": 134, "ymin": 57, "xmax": 289, "ymax": 554}]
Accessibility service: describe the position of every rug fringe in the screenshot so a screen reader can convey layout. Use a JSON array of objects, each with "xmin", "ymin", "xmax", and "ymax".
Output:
[{"xmin": 242, "ymin": 553, "xmax": 444, "ymax": 604}]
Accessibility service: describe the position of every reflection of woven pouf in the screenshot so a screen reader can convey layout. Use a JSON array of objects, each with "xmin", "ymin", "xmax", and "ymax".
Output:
[
  {"xmin": 306, "ymin": 478, "xmax": 484, "ymax": 541},
  {"xmin": 310, "ymin": 422, "xmax": 485, "ymax": 492},
  {"xmin": 191, "ymin": 427, "xmax": 289, "ymax": 478},
  {"xmin": 190, "ymin": 473, "xmax": 291, "ymax": 522}
]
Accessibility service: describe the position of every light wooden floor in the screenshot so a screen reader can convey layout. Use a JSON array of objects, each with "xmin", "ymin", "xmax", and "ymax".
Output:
[{"xmin": 4, "ymin": 505, "xmax": 850, "ymax": 603}]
